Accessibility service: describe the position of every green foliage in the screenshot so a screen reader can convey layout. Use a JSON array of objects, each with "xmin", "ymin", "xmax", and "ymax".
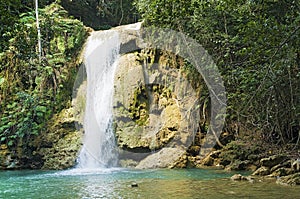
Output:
[
  {"xmin": 60, "ymin": 0, "xmax": 138, "ymax": 29},
  {"xmin": 0, "ymin": 3, "xmax": 87, "ymax": 147},
  {"xmin": 0, "ymin": 92, "xmax": 50, "ymax": 146},
  {"xmin": 135, "ymin": 0, "xmax": 300, "ymax": 145},
  {"xmin": 0, "ymin": 0, "xmax": 23, "ymax": 52},
  {"xmin": 0, "ymin": 0, "xmax": 54, "ymax": 51},
  {"xmin": 97, "ymin": 0, "xmax": 138, "ymax": 26}
]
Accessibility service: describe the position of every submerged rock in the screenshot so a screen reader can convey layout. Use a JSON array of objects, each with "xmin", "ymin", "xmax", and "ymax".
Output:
[
  {"xmin": 231, "ymin": 174, "xmax": 243, "ymax": 181},
  {"xmin": 231, "ymin": 174, "xmax": 254, "ymax": 182}
]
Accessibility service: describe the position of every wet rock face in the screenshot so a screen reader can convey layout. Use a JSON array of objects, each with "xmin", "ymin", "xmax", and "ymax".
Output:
[
  {"xmin": 113, "ymin": 50, "xmax": 200, "ymax": 168},
  {"xmin": 33, "ymin": 108, "xmax": 83, "ymax": 170},
  {"xmin": 0, "ymin": 144, "xmax": 18, "ymax": 169},
  {"xmin": 0, "ymin": 108, "xmax": 82, "ymax": 170},
  {"xmin": 0, "ymin": 114, "xmax": 81, "ymax": 171}
]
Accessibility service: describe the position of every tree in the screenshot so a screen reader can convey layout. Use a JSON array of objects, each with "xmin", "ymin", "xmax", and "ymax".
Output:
[
  {"xmin": 0, "ymin": 0, "xmax": 22, "ymax": 52},
  {"xmin": 135, "ymin": 0, "xmax": 300, "ymax": 145}
]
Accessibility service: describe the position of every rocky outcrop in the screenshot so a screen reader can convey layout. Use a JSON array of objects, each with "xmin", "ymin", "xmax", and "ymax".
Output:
[
  {"xmin": 252, "ymin": 166, "xmax": 271, "ymax": 176},
  {"xmin": 0, "ymin": 144, "xmax": 20, "ymax": 169},
  {"xmin": 0, "ymin": 107, "xmax": 83, "ymax": 170},
  {"xmin": 32, "ymin": 108, "xmax": 83, "ymax": 170},
  {"xmin": 249, "ymin": 154, "xmax": 300, "ymax": 186},
  {"xmin": 276, "ymin": 173, "xmax": 300, "ymax": 186},
  {"xmin": 112, "ymin": 49, "xmax": 201, "ymax": 168},
  {"xmin": 260, "ymin": 155, "xmax": 287, "ymax": 168},
  {"xmin": 25, "ymin": 78, "xmax": 87, "ymax": 170}
]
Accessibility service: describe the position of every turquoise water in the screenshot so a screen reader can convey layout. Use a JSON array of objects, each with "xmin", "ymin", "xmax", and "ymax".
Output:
[{"xmin": 0, "ymin": 168, "xmax": 299, "ymax": 199}]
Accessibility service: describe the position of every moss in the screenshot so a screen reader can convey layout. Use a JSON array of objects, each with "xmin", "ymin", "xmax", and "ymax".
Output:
[{"xmin": 128, "ymin": 85, "xmax": 149, "ymax": 126}]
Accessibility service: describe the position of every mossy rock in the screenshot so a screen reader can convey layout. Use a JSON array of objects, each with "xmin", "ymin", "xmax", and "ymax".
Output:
[{"xmin": 33, "ymin": 108, "xmax": 83, "ymax": 170}]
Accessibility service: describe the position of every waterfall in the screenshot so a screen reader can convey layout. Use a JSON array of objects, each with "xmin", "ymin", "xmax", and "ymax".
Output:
[{"xmin": 78, "ymin": 30, "xmax": 120, "ymax": 168}]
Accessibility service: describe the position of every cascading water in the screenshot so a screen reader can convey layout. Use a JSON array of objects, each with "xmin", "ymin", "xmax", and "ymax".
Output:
[{"xmin": 78, "ymin": 30, "xmax": 120, "ymax": 168}]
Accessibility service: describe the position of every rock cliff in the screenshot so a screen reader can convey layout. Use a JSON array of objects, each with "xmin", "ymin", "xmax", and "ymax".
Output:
[{"xmin": 111, "ymin": 24, "xmax": 203, "ymax": 168}]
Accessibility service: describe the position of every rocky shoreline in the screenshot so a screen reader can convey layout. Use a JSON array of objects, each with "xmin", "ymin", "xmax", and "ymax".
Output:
[{"xmin": 219, "ymin": 153, "xmax": 300, "ymax": 186}]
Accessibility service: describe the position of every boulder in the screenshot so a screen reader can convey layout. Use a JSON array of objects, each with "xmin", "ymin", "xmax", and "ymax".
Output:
[
  {"xmin": 270, "ymin": 161, "xmax": 291, "ymax": 173},
  {"xmin": 231, "ymin": 174, "xmax": 254, "ymax": 183},
  {"xmin": 119, "ymin": 159, "xmax": 138, "ymax": 168},
  {"xmin": 135, "ymin": 148, "xmax": 186, "ymax": 169},
  {"xmin": 252, "ymin": 166, "xmax": 270, "ymax": 176},
  {"xmin": 201, "ymin": 155, "xmax": 214, "ymax": 166},
  {"xmin": 276, "ymin": 173, "xmax": 300, "ymax": 186},
  {"xmin": 196, "ymin": 150, "xmax": 221, "ymax": 167},
  {"xmin": 231, "ymin": 174, "xmax": 243, "ymax": 181},
  {"xmin": 260, "ymin": 155, "xmax": 287, "ymax": 168},
  {"xmin": 270, "ymin": 168, "xmax": 294, "ymax": 177}
]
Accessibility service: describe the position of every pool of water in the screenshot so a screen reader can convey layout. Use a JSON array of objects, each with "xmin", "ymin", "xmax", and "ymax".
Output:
[{"xmin": 0, "ymin": 168, "xmax": 299, "ymax": 198}]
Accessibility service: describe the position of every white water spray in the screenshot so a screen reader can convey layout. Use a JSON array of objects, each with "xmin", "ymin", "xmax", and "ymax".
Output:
[{"xmin": 78, "ymin": 30, "xmax": 120, "ymax": 168}]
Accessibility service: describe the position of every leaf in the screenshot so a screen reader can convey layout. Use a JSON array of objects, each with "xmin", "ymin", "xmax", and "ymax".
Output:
[
  {"xmin": 7, "ymin": 140, "xmax": 14, "ymax": 146},
  {"xmin": 36, "ymin": 112, "xmax": 43, "ymax": 117},
  {"xmin": 44, "ymin": 66, "xmax": 53, "ymax": 75},
  {"xmin": 16, "ymin": 131, "xmax": 24, "ymax": 138},
  {"xmin": 0, "ymin": 77, "xmax": 4, "ymax": 85},
  {"xmin": 24, "ymin": 23, "xmax": 33, "ymax": 28},
  {"xmin": 7, "ymin": 122, "xmax": 15, "ymax": 126},
  {"xmin": 9, "ymin": 135, "xmax": 17, "ymax": 139},
  {"xmin": 0, "ymin": 125, "xmax": 10, "ymax": 130},
  {"xmin": 31, "ymin": 130, "xmax": 39, "ymax": 136},
  {"xmin": 35, "ymin": 76, "xmax": 43, "ymax": 85},
  {"xmin": 36, "ymin": 105, "xmax": 47, "ymax": 113}
]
